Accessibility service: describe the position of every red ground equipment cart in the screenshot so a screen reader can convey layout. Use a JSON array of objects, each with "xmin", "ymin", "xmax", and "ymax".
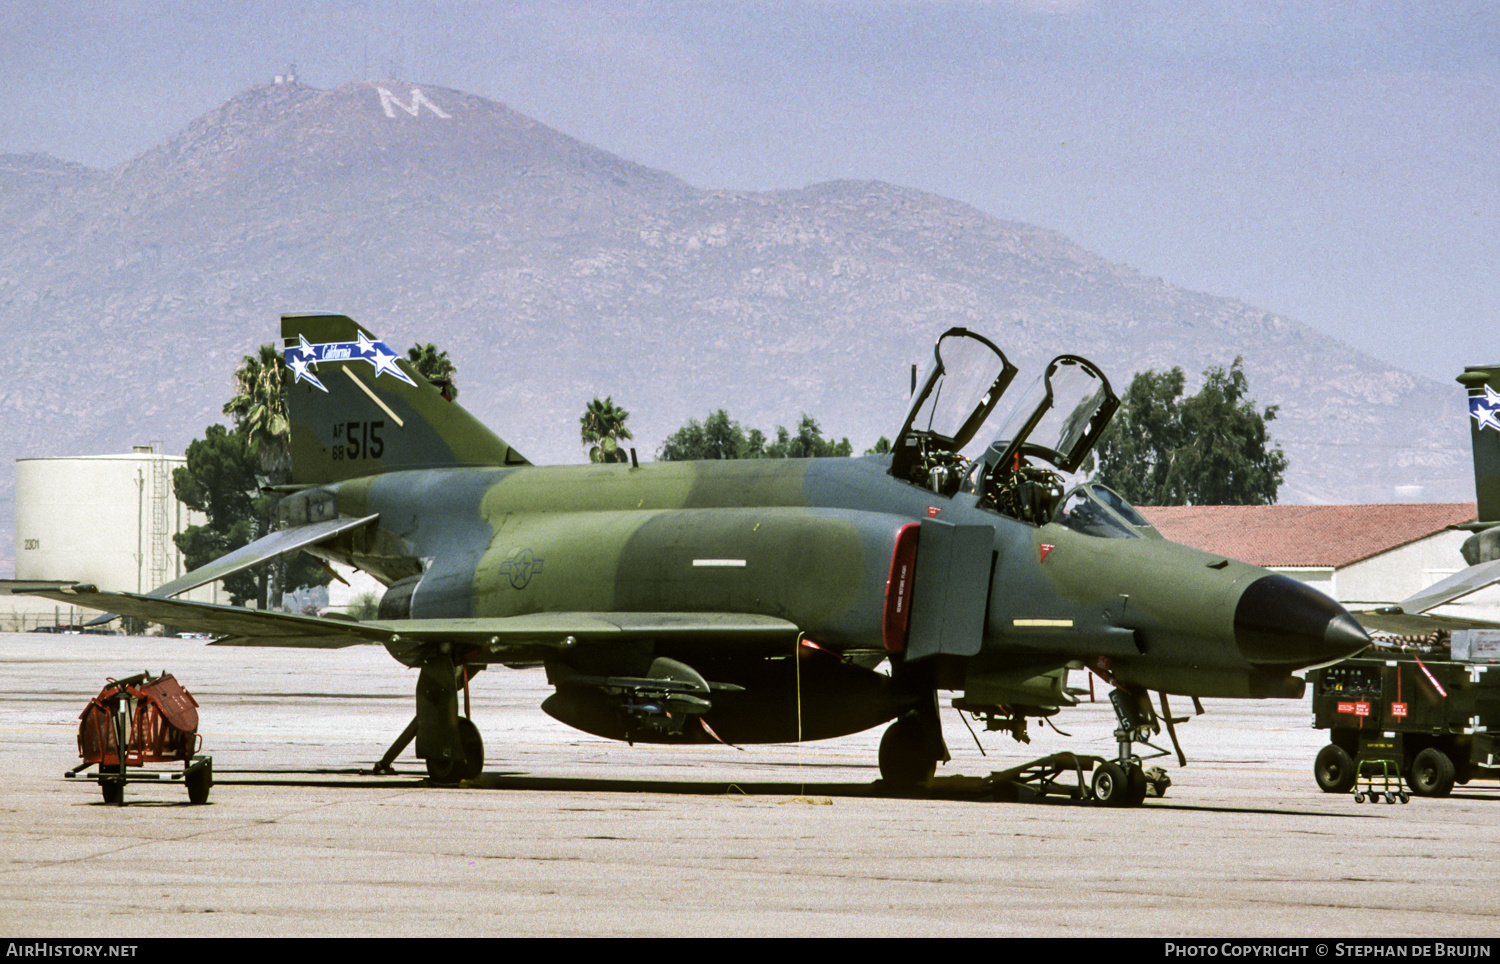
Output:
[{"xmin": 68, "ymin": 672, "xmax": 212, "ymax": 805}]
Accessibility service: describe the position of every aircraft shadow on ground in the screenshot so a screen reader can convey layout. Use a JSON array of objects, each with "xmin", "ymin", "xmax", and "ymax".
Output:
[{"xmin": 198, "ymin": 766, "xmax": 1384, "ymax": 817}]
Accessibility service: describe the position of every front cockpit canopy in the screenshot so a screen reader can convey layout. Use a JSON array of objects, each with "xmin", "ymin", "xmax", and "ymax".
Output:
[{"xmin": 890, "ymin": 328, "xmax": 1017, "ymax": 491}]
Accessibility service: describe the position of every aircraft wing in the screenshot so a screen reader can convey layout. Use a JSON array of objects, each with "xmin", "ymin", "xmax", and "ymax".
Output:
[
  {"xmin": 0, "ymin": 582, "xmax": 802, "ymax": 660},
  {"xmin": 1346, "ymin": 559, "xmax": 1500, "ymax": 639},
  {"xmin": 1354, "ymin": 606, "xmax": 1500, "ymax": 637},
  {"xmin": 1391, "ymin": 557, "xmax": 1500, "ymax": 615}
]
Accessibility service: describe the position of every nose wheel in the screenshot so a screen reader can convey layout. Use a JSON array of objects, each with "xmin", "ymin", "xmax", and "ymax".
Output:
[
  {"xmin": 1088, "ymin": 686, "xmax": 1174, "ymax": 806},
  {"xmin": 1090, "ymin": 760, "xmax": 1150, "ymax": 807}
]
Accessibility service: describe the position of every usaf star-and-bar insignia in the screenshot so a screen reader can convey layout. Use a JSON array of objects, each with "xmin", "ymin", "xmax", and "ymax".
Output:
[
  {"xmin": 1471, "ymin": 385, "xmax": 1500, "ymax": 433},
  {"xmin": 284, "ymin": 332, "xmax": 420, "ymax": 394}
]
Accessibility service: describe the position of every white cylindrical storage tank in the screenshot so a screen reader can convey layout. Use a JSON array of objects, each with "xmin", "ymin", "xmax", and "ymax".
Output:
[{"xmin": 9, "ymin": 449, "xmax": 216, "ymax": 630}]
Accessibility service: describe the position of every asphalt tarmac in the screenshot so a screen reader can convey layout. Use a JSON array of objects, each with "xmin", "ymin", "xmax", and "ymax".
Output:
[{"xmin": 1, "ymin": 633, "xmax": 1497, "ymax": 938}]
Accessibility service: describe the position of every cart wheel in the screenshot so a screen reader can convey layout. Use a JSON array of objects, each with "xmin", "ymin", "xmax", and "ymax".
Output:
[
  {"xmin": 1384, "ymin": 792, "xmax": 1396, "ymax": 804},
  {"xmin": 101, "ymin": 780, "xmax": 123, "ymax": 805},
  {"xmin": 1407, "ymin": 748, "xmax": 1456, "ymax": 797},
  {"xmin": 1399, "ymin": 792, "xmax": 1410, "ymax": 804},
  {"xmin": 186, "ymin": 761, "xmax": 212, "ymax": 805},
  {"xmin": 1314, "ymin": 744, "xmax": 1357, "ymax": 793}
]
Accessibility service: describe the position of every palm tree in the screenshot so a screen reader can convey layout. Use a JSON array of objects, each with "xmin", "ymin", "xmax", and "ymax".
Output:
[
  {"xmin": 223, "ymin": 343, "xmax": 290, "ymax": 480},
  {"xmin": 580, "ymin": 396, "xmax": 634, "ymax": 463},
  {"xmin": 222, "ymin": 343, "xmax": 296, "ymax": 609}
]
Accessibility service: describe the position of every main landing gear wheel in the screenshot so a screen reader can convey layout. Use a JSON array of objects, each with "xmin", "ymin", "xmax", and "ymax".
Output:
[
  {"xmin": 426, "ymin": 756, "xmax": 462, "ymax": 784},
  {"xmin": 426, "ymin": 718, "xmax": 484, "ymax": 784},
  {"xmin": 1407, "ymin": 747, "xmax": 1455, "ymax": 797},
  {"xmin": 186, "ymin": 760, "xmax": 213, "ymax": 805},
  {"xmin": 1314, "ymin": 743, "xmax": 1356, "ymax": 794},
  {"xmin": 457, "ymin": 717, "xmax": 484, "ymax": 781},
  {"xmin": 879, "ymin": 716, "xmax": 939, "ymax": 789}
]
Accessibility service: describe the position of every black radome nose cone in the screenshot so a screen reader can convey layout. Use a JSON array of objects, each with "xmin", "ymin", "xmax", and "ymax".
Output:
[{"xmin": 1234, "ymin": 574, "xmax": 1371, "ymax": 669}]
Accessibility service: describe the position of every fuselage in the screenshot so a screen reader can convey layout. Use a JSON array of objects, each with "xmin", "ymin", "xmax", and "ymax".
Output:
[{"xmin": 302, "ymin": 453, "xmax": 1362, "ymax": 702}]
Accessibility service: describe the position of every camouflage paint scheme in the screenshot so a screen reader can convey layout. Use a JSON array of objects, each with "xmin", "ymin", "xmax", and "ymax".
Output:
[{"xmin": 9, "ymin": 314, "xmax": 1371, "ymax": 792}]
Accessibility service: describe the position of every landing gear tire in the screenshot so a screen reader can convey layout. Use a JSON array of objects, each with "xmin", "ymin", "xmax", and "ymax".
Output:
[
  {"xmin": 1407, "ymin": 747, "xmax": 1455, "ymax": 797},
  {"xmin": 1314, "ymin": 743, "xmax": 1356, "ymax": 794},
  {"xmin": 1125, "ymin": 765, "xmax": 1149, "ymax": 806},
  {"xmin": 426, "ymin": 756, "xmax": 461, "ymax": 784},
  {"xmin": 457, "ymin": 717, "xmax": 484, "ymax": 781},
  {"xmin": 426, "ymin": 718, "xmax": 484, "ymax": 784},
  {"xmin": 879, "ymin": 716, "xmax": 937, "ymax": 789},
  {"xmin": 186, "ymin": 760, "xmax": 212, "ymax": 805},
  {"xmin": 1091, "ymin": 761, "xmax": 1135, "ymax": 807}
]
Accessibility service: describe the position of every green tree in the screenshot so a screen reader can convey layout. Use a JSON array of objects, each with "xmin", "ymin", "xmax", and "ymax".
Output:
[
  {"xmin": 1092, "ymin": 358, "xmax": 1288, "ymax": 506},
  {"xmin": 765, "ymin": 415, "xmax": 853, "ymax": 459},
  {"xmin": 658, "ymin": 412, "xmax": 853, "ymax": 461},
  {"xmin": 348, "ymin": 591, "xmax": 382, "ymax": 620},
  {"xmin": 408, "ymin": 342, "xmax": 458, "ymax": 399},
  {"xmin": 580, "ymin": 396, "xmax": 634, "ymax": 463},
  {"xmin": 658, "ymin": 409, "xmax": 757, "ymax": 460},
  {"xmin": 172, "ymin": 424, "xmax": 267, "ymax": 607},
  {"xmin": 223, "ymin": 345, "xmax": 316, "ymax": 608}
]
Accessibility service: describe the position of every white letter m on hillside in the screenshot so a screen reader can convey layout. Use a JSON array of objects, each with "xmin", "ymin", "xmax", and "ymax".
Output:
[{"xmin": 376, "ymin": 87, "xmax": 452, "ymax": 119}]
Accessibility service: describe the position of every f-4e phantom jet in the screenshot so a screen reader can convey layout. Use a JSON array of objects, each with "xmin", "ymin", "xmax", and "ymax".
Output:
[{"xmin": 8, "ymin": 317, "xmax": 1370, "ymax": 804}]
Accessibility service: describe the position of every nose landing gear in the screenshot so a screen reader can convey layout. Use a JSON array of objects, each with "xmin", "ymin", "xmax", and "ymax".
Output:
[{"xmin": 1091, "ymin": 686, "xmax": 1176, "ymax": 806}]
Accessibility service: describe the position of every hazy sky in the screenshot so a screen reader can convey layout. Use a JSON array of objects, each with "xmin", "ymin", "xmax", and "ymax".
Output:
[{"xmin": 3, "ymin": 1, "xmax": 1496, "ymax": 385}]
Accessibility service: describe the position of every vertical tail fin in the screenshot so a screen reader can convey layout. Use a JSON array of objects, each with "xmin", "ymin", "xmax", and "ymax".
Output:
[
  {"xmin": 1459, "ymin": 365, "xmax": 1500, "ymax": 524},
  {"xmin": 283, "ymin": 313, "xmax": 528, "ymax": 484}
]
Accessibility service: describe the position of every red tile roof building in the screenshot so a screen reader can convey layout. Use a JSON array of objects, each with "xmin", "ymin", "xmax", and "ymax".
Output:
[{"xmin": 1139, "ymin": 503, "xmax": 1477, "ymax": 569}]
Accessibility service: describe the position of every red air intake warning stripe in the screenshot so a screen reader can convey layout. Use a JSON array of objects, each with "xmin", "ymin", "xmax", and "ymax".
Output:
[{"xmin": 884, "ymin": 523, "xmax": 920, "ymax": 652}]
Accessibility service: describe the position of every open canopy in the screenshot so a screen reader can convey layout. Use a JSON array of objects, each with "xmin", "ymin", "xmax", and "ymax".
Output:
[{"xmin": 891, "ymin": 330, "xmax": 1118, "ymax": 501}]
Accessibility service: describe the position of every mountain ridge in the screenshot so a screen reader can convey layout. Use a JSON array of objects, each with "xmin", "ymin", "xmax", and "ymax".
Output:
[{"xmin": 0, "ymin": 79, "xmax": 1467, "ymax": 571}]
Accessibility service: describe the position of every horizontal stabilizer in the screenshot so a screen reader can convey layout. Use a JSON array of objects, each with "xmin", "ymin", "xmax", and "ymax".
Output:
[
  {"xmin": 70, "ymin": 513, "xmax": 378, "ymax": 627},
  {"xmin": 145, "ymin": 514, "xmax": 379, "ymax": 602},
  {"xmin": 1395, "ymin": 557, "xmax": 1500, "ymax": 614}
]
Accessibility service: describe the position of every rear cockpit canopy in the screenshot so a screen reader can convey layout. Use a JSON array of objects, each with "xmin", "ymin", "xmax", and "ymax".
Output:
[{"xmin": 981, "ymin": 355, "xmax": 1117, "ymax": 476}]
